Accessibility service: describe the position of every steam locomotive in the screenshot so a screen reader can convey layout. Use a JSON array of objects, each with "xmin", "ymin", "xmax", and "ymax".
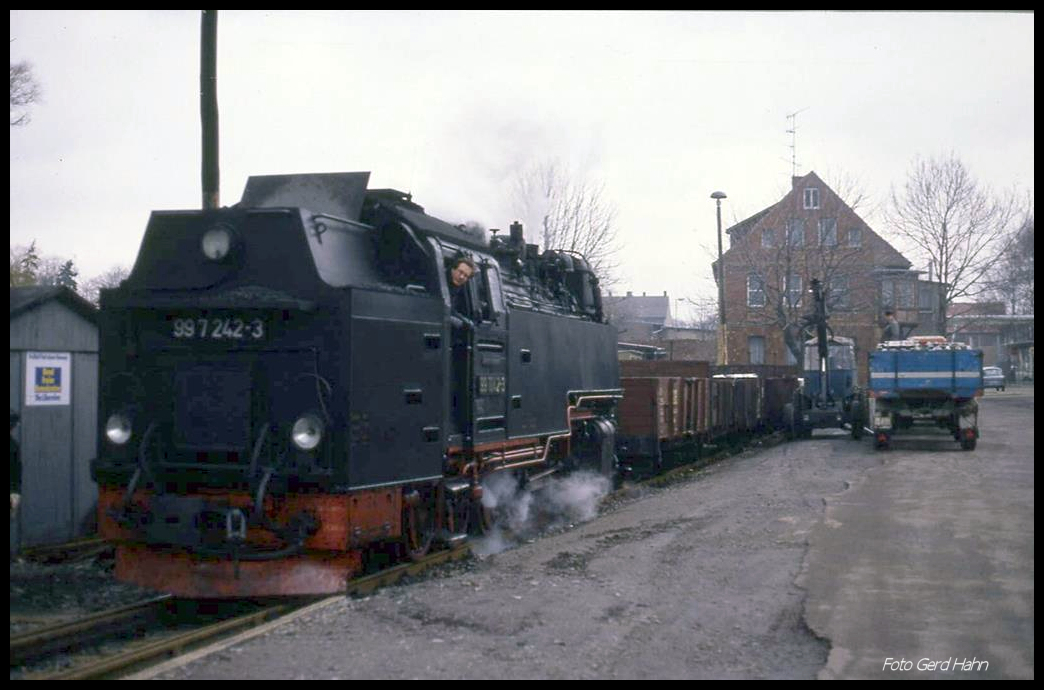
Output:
[{"xmin": 91, "ymin": 172, "xmax": 622, "ymax": 597}]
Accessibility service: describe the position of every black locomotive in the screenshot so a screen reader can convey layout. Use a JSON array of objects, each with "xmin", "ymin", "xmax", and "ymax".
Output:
[{"xmin": 91, "ymin": 172, "xmax": 621, "ymax": 596}]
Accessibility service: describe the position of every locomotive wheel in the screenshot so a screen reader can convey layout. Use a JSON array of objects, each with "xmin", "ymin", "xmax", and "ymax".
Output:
[
  {"xmin": 403, "ymin": 488, "xmax": 438, "ymax": 561},
  {"xmin": 444, "ymin": 490, "xmax": 474, "ymax": 536}
]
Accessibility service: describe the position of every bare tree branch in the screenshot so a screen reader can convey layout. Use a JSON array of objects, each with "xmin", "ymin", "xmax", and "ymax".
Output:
[
  {"xmin": 885, "ymin": 154, "xmax": 1020, "ymax": 331},
  {"xmin": 10, "ymin": 60, "xmax": 41, "ymax": 127},
  {"xmin": 512, "ymin": 158, "xmax": 622, "ymax": 290},
  {"xmin": 79, "ymin": 265, "xmax": 131, "ymax": 306}
]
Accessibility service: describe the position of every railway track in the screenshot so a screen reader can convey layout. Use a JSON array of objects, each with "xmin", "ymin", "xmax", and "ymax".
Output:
[
  {"xmin": 10, "ymin": 594, "xmax": 173, "ymax": 667},
  {"xmin": 19, "ymin": 536, "xmax": 113, "ymax": 564},
  {"xmin": 12, "ymin": 438, "xmax": 770, "ymax": 680},
  {"xmin": 12, "ymin": 543, "xmax": 472, "ymax": 680}
]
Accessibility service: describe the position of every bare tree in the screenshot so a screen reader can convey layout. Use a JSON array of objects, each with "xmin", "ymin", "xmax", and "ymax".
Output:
[
  {"xmin": 885, "ymin": 154, "xmax": 1020, "ymax": 333},
  {"xmin": 80, "ymin": 265, "xmax": 131, "ymax": 306},
  {"xmin": 32, "ymin": 255, "xmax": 76, "ymax": 288},
  {"xmin": 511, "ymin": 159, "xmax": 621, "ymax": 289},
  {"xmin": 984, "ymin": 210, "xmax": 1034, "ymax": 315},
  {"xmin": 10, "ymin": 60, "xmax": 41, "ymax": 127}
]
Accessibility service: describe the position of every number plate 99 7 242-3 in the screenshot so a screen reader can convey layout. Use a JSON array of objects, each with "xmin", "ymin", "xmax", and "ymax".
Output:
[{"xmin": 170, "ymin": 315, "xmax": 265, "ymax": 341}]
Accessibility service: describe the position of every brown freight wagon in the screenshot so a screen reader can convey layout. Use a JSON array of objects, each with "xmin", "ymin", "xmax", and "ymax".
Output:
[{"xmin": 617, "ymin": 374, "xmax": 708, "ymax": 470}]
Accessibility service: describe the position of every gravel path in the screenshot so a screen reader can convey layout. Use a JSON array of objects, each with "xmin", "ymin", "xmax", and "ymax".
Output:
[{"xmin": 150, "ymin": 432, "xmax": 881, "ymax": 679}]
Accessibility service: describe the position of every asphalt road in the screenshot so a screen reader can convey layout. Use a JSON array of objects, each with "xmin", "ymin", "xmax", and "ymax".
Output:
[
  {"xmin": 802, "ymin": 386, "xmax": 1034, "ymax": 679},
  {"xmin": 145, "ymin": 387, "xmax": 1034, "ymax": 680}
]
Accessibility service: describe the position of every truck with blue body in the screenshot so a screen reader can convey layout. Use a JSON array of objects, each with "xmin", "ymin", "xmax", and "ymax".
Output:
[{"xmin": 867, "ymin": 337, "xmax": 983, "ymax": 451}]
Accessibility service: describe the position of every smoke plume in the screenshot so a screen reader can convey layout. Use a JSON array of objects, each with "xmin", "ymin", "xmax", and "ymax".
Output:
[{"xmin": 471, "ymin": 470, "xmax": 611, "ymax": 557}]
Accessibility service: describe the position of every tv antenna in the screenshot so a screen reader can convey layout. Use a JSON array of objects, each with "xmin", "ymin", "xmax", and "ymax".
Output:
[{"xmin": 785, "ymin": 107, "xmax": 809, "ymax": 178}]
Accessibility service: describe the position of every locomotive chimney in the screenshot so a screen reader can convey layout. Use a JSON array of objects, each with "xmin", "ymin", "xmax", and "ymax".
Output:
[
  {"xmin": 509, "ymin": 221, "xmax": 525, "ymax": 249},
  {"xmin": 200, "ymin": 10, "xmax": 220, "ymax": 210}
]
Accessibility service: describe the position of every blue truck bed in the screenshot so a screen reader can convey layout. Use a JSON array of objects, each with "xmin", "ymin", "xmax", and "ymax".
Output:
[
  {"xmin": 870, "ymin": 347, "xmax": 983, "ymax": 399},
  {"xmin": 867, "ymin": 339, "xmax": 982, "ymax": 450}
]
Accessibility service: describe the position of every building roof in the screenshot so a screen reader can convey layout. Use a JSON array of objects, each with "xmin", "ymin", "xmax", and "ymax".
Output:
[
  {"xmin": 724, "ymin": 171, "xmax": 912, "ymax": 270},
  {"xmin": 725, "ymin": 204, "xmax": 777, "ymax": 239},
  {"xmin": 948, "ymin": 301, "xmax": 1008, "ymax": 317},
  {"xmin": 603, "ymin": 292, "xmax": 671, "ymax": 325},
  {"xmin": 10, "ymin": 286, "xmax": 98, "ymax": 325}
]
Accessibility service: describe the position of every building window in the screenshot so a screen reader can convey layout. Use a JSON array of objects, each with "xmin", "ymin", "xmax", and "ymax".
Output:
[
  {"xmin": 748, "ymin": 336, "xmax": 766, "ymax": 364},
  {"xmin": 848, "ymin": 226, "xmax": 862, "ymax": 247},
  {"xmin": 829, "ymin": 275, "xmax": 849, "ymax": 309},
  {"xmin": 918, "ymin": 285, "xmax": 935, "ymax": 313},
  {"xmin": 881, "ymin": 280, "xmax": 894, "ymax": 309},
  {"xmin": 761, "ymin": 228, "xmax": 775, "ymax": 248},
  {"xmin": 787, "ymin": 219, "xmax": 805, "ymax": 247},
  {"xmin": 881, "ymin": 279, "xmax": 914, "ymax": 309},
  {"xmin": 896, "ymin": 281, "xmax": 914, "ymax": 308},
  {"xmin": 803, "ymin": 188, "xmax": 820, "ymax": 209},
  {"xmin": 786, "ymin": 273, "xmax": 802, "ymax": 308},
  {"xmin": 747, "ymin": 273, "xmax": 765, "ymax": 307},
  {"xmin": 819, "ymin": 218, "xmax": 838, "ymax": 246}
]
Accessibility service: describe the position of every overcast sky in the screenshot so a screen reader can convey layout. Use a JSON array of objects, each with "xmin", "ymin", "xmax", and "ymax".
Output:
[{"xmin": 10, "ymin": 10, "xmax": 1034, "ymax": 322}]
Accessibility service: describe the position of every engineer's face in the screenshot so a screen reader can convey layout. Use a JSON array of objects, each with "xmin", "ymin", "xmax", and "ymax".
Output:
[{"xmin": 450, "ymin": 263, "xmax": 475, "ymax": 288}]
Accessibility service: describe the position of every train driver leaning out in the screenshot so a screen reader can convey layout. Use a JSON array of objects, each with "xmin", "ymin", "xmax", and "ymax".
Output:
[{"xmin": 448, "ymin": 256, "xmax": 477, "ymax": 328}]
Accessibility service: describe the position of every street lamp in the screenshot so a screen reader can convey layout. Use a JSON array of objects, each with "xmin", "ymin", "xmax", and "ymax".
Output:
[{"xmin": 711, "ymin": 191, "xmax": 727, "ymax": 365}]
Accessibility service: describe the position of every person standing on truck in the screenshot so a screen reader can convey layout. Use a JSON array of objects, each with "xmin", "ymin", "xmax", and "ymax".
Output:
[{"xmin": 881, "ymin": 307, "xmax": 902, "ymax": 343}]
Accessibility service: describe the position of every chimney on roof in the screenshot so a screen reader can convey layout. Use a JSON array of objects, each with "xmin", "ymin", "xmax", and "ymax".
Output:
[
  {"xmin": 663, "ymin": 291, "xmax": 667, "ymax": 297},
  {"xmin": 626, "ymin": 291, "xmax": 633, "ymax": 297}
]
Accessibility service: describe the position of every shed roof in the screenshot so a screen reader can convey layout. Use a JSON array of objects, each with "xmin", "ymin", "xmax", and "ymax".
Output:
[{"xmin": 10, "ymin": 286, "xmax": 98, "ymax": 325}]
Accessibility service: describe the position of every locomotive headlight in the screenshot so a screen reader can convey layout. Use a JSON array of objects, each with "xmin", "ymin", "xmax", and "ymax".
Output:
[
  {"xmin": 291, "ymin": 413, "xmax": 324, "ymax": 451},
  {"xmin": 105, "ymin": 412, "xmax": 133, "ymax": 445},
  {"xmin": 201, "ymin": 224, "xmax": 234, "ymax": 261}
]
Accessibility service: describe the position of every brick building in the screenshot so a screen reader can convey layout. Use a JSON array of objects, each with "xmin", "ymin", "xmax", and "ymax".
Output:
[{"xmin": 714, "ymin": 172, "xmax": 944, "ymax": 383}]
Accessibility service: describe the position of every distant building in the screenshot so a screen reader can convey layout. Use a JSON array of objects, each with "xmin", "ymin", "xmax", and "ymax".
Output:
[
  {"xmin": 604, "ymin": 291, "xmax": 716, "ymax": 361},
  {"xmin": 949, "ymin": 302, "xmax": 1034, "ymax": 379},
  {"xmin": 714, "ymin": 171, "xmax": 944, "ymax": 383},
  {"xmin": 603, "ymin": 291, "xmax": 671, "ymax": 343}
]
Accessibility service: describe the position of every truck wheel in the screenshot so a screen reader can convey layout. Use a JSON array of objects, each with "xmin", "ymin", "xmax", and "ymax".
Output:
[
  {"xmin": 874, "ymin": 430, "xmax": 891, "ymax": 451},
  {"xmin": 960, "ymin": 429, "xmax": 978, "ymax": 451}
]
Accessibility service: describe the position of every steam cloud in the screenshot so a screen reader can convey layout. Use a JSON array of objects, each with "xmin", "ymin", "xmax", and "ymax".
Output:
[{"xmin": 472, "ymin": 470, "xmax": 611, "ymax": 557}]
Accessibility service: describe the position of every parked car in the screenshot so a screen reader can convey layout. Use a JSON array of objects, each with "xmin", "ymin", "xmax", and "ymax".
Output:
[{"xmin": 982, "ymin": 366, "xmax": 1006, "ymax": 391}]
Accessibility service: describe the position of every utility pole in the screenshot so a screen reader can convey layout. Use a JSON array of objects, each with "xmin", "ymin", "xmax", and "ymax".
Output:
[
  {"xmin": 201, "ymin": 10, "xmax": 220, "ymax": 210},
  {"xmin": 711, "ymin": 191, "xmax": 728, "ymax": 365}
]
